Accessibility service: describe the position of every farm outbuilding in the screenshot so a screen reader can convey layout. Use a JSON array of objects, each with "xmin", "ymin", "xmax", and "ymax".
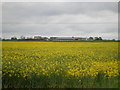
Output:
[
  {"xmin": 50, "ymin": 37, "xmax": 74, "ymax": 41},
  {"xmin": 50, "ymin": 37, "xmax": 88, "ymax": 41}
]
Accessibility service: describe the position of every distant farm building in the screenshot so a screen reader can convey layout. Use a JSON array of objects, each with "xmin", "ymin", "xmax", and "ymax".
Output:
[
  {"xmin": 34, "ymin": 36, "xmax": 42, "ymax": 39},
  {"xmin": 74, "ymin": 37, "xmax": 87, "ymax": 40},
  {"xmin": 50, "ymin": 37, "xmax": 74, "ymax": 41},
  {"xmin": 50, "ymin": 37, "xmax": 88, "ymax": 41}
]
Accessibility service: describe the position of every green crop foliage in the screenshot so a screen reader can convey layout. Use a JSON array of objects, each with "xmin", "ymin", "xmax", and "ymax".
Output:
[{"xmin": 2, "ymin": 41, "xmax": 120, "ymax": 88}]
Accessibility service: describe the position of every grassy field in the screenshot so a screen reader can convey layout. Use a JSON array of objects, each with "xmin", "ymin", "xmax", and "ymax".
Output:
[{"xmin": 2, "ymin": 41, "xmax": 120, "ymax": 88}]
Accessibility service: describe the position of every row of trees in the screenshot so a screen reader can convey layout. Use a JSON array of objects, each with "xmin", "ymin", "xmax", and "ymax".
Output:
[
  {"xmin": 89, "ymin": 37, "xmax": 102, "ymax": 40},
  {"xmin": 10, "ymin": 36, "xmax": 48, "ymax": 41},
  {"xmin": 10, "ymin": 36, "xmax": 103, "ymax": 40},
  {"xmin": 1, "ymin": 36, "xmax": 118, "ymax": 41}
]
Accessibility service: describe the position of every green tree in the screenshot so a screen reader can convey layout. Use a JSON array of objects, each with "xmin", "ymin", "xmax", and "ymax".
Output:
[
  {"xmin": 95, "ymin": 37, "xmax": 99, "ymax": 40},
  {"xmin": 99, "ymin": 37, "xmax": 102, "ymax": 40}
]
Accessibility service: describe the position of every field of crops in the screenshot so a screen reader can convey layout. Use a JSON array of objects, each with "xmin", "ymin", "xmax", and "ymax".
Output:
[{"xmin": 2, "ymin": 41, "xmax": 120, "ymax": 88}]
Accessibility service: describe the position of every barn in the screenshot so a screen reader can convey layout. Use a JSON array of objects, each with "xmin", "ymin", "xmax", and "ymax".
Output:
[{"xmin": 50, "ymin": 37, "xmax": 74, "ymax": 41}]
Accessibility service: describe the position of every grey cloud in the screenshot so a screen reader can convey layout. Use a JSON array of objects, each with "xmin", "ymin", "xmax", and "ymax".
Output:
[
  {"xmin": 2, "ymin": 2, "xmax": 118, "ymax": 39},
  {"xmin": 2, "ymin": 23, "xmax": 118, "ymax": 39},
  {"xmin": 3, "ymin": 2, "xmax": 118, "ymax": 24}
]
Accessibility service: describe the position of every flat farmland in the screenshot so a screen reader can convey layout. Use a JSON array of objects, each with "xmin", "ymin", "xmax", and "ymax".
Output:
[{"xmin": 2, "ymin": 41, "xmax": 120, "ymax": 88}]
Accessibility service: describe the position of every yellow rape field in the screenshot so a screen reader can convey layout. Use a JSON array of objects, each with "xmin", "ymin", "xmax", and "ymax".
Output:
[{"xmin": 2, "ymin": 41, "xmax": 120, "ymax": 88}]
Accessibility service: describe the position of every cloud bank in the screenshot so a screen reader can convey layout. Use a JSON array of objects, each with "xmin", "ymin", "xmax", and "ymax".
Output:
[{"xmin": 2, "ymin": 2, "xmax": 118, "ymax": 39}]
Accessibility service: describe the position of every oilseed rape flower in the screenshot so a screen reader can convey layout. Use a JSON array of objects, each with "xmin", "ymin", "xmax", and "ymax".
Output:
[{"xmin": 2, "ymin": 41, "xmax": 119, "ymax": 88}]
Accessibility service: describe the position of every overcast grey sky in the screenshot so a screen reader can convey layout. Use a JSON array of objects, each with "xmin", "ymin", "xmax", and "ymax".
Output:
[{"xmin": 2, "ymin": 2, "xmax": 118, "ymax": 39}]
